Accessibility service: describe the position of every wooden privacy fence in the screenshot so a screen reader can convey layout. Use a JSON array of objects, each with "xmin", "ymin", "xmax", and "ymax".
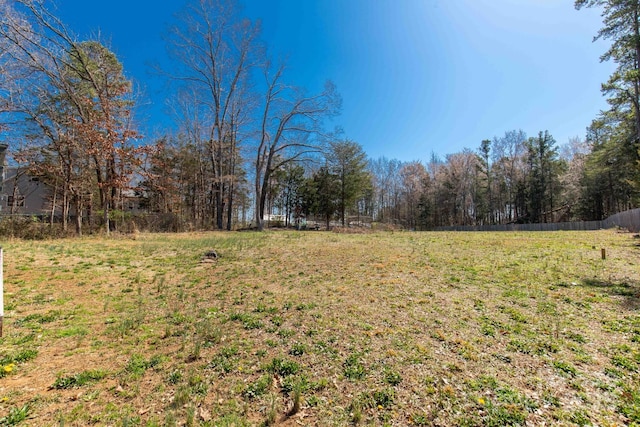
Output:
[{"xmin": 435, "ymin": 208, "xmax": 640, "ymax": 232}]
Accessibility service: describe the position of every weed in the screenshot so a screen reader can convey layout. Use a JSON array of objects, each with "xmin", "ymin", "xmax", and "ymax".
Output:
[
  {"xmin": 216, "ymin": 413, "xmax": 250, "ymax": 426},
  {"xmin": 495, "ymin": 387, "xmax": 538, "ymax": 412},
  {"xmin": 484, "ymin": 401, "xmax": 527, "ymax": 426},
  {"xmin": 185, "ymin": 406, "xmax": 195, "ymax": 426},
  {"xmin": 242, "ymin": 375, "xmax": 271, "ymax": 399},
  {"xmin": 569, "ymin": 409, "xmax": 591, "ymax": 426},
  {"xmin": 170, "ymin": 311, "xmax": 188, "ymax": 325},
  {"xmin": 309, "ymin": 377, "xmax": 328, "ymax": 391},
  {"xmin": 467, "ymin": 375, "xmax": 499, "ymax": 391},
  {"xmin": 221, "ymin": 345, "xmax": 239, "ymax": 357},
  {"xmin": 535, "ymin": 340, "xmax": 559, "ymax": 355},
  {"xmin": 195, "ymin": 317, "xmax": 221, "ymax": 346},
  {"xmin": 164, "ymin": 411, "xmax": 177, "ymax": 426},
  {"xmin": 187, "ymin": 339, "xmax": 202, "ymax": 362},
  {"xmin": 229, "ymin": 312, "xmax": 263, "ymax": 330},
  {"xmin": 187, "ymin": 373, "xmax": 208, "ymax": 396},
  {"xmin": 110, "ymin": 316, "xmax": 142, "ymax": 337},
  {"xmin": 508, "ymin": 339, "xmax": 531, "ymax": 354},
  {"xmin": 553, "ymin": 360, "xmax": 578, "ymax": 377},
  {"xmin": 264, "ymin": 393, "xmax": 277, "ymax": 426},
  {"xmin": 288, "ymin": 382, "xmax": 302, "ymax": 416},
  {"xmin": 56, "ymin": 325, "xmax": 88, "ymax": 338},
  {"xmin": 566, "ymin": 331, "xmax": 587, "ymax": 343},
  {"xmin": 52, "ymin": 370, "xmax": 107, "ymax": 389},
  {"xmin": 611, "ymin": 354, "xmax": 638, "ymax": 371},
  {"xmin": 0, "ymin": 404, "xmax": 30, "ymax": 426},
  {"xmin": 289, "ymin": 342, "xmax": 306, "ymax": 356},
  {"xmin": 281, "ymin": 374, "xmax": 309, "ymax": 395},
  {"xmin": 9, "ymin": 334, "xmax": 36, "ymax": 346},
  {"xmin": 271, "ymin": 315, "xmax": 283, "ymax": 327},
  {"xmin": 16, "ymin": 311, "xmax": 61, "ymax": 326},
  {"xmin": 265, "ymin": 357, "xmax": 300, "ymax": 377},
  {"xmin": 481, "ymin": 323, "xmax": 496, "ymax": 337},
  {"xmin": 167, "ymin": 369, "xmax": 182, "ymax": 385},
  {"xmin": 353, "ymin": 387, "xmax": 395, "ymax": 412},
  {"xmin": 349, "ymin": 399, "xmax": 363, "ymax": 424},
  {"xmin": 277, "ymin": 328, "xmax": 295, "ymax": 338},
  {"xmin": 383, "ymin": 368, "xmax": 402, "ymax": 386},
  {"xmin": 540, "ymin": 391, "xmax": 559, "ymax": 407},
  {"xmin": 172, "ymin": 385, "xmax": 190, "ymax": 408},
  {"xmin": 343, "ymin": 353, "xmax": 366, "ymax": 380},
  {"xmin": 209, "ymin": 347, "xmax": 238, "ymax": 374},
  {"xmin": 372, "ymin": 388, "xmax": 395, "ymax": 408},
  {"xmin": 604, "ymin": 366, "xmax": 622, "ymax": 378},
  {"xmin": 501, "ymin": 306, "xmax": 528, "ymax": 323},
  {"xmin": 618, "ymin": 386, "xmax": 640, "ymax": 423},
  {"xmin": 124, "ymin": 354, "xmax": 161, "ymax": 378},
  {"xmin": 480, "ymin": 316, "xmax": 507, "ymax": 336},
  {"xmin": 0, "ymin": 348, "xmax": 38, "ymax": 379},
  {"xmin": 446, "ymin": 362, "xmax": 463, "ymax": 372},
  {"xmin": 410, "ymin": 412, "xmax": 430, "ymax": 426}
]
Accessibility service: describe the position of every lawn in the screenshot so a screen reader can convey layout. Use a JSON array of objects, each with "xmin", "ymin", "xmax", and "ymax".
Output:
[{"xmin": 0, "ymin": 229, "xmax": 638, "ymax": 426}]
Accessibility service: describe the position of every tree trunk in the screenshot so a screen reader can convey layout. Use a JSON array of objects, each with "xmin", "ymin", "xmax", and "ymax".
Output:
[
  {"xmin": 62, "ymin": 191, "xmax": 69, "ymax": 232},
  {"xmin": 50, "ymin": 180, "xmax": 58, "ymax": 228},
  {"xmin": 226, "ymin": 181, "xmax": 234, "ymax": 231},
  {"xmin": 256, "ymin": 148, "xmax": 274, "ymax": 232},
  {"xmin": 633, "ymin": 6, "xmax": 640, "ymax": 145},
  {"xmin": 74, "ymin": 195, "xmax": 83, "ymax": 236},
  {"xmin": 101, "ymin": 188, "xmax": 110, "ymax": 235}
]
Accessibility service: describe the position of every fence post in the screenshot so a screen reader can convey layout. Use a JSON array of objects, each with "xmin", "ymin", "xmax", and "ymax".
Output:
[{"xmin": 0, "ymin": 247, "xmax": 3, "ymax": 337}]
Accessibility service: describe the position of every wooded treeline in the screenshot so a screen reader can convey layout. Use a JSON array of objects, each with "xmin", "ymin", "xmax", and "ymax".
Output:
[{"xmin": 0, "ymin": 0, "xmax": 638, "ymax": 234}]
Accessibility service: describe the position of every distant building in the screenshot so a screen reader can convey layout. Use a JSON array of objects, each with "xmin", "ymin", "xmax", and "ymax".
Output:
[
  {"xmin": 0, "ymin": 141, "xmax": 52, "ymax": 216},
  {"xmin": 263, "ymin": 214, "xmax": 286, "ymax": 223},
  {"xmin": 120, "ymin": 189, "xmax": 144, "ymax": 213},
  {"xmin": 0, "ymin": 144, "xmax": 7, "ymax": 194},
  {"xmin": 0, "ymin": 145, "xmax": 144, "ymax": 218},
  {"xmin": 0, "ymin": 166, "xmax": 52, "ymax": 216}
]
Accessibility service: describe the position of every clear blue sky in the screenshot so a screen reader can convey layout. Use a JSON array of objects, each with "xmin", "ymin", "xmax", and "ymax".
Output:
[{"xmin": 53, "ymin": 0, "xmax": 613, "ymax": 162}]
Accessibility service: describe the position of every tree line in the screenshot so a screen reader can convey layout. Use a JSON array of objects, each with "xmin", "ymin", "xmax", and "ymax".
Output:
[{"xmin": 0, "ymin": 0, "xmax": 638, "ymax": 235}]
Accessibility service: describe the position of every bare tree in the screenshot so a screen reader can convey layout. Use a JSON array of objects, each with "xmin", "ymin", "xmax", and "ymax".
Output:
[
  {"xmin": 559, "ymin": 136, "xmax": 590, "ymax": 219},
  {"xmin": 399, "ymin": 161, "xmax": 429, "ymax": 229},
  {"xmin": 441, "ymin": 150, "xmax": 479, "ymax": 226},
  {"xmin": 0, "ymin": 1, "xmax": 141, "ymax": 235},
  {"xmin": 167, "ymin": 0, "xmax": 259, "ymax": 230},
  {"xmin": 254, "ymin": 62, "xmax": 340, "ymax": 230},
  {"xmin": 368, "ymin": 156, "xmax": 402, "ymax": 224},
  {"xmin": 492, "ymin": 130, "xmax": 527, "ymax": 223}
]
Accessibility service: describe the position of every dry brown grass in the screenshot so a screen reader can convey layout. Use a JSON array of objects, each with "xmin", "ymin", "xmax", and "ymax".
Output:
[
  {"xmin": 0, "ymin": 230, "xmax": 638, "ymax": 426},
  {"xmin": 330, "ymin": 226, "xmax": 372, "ymax": 234}
]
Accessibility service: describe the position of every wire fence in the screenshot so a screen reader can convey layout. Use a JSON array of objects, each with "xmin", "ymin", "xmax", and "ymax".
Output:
[{"xmin": 434, "ymin": 208, "xmax": 640, "ymax": 232}]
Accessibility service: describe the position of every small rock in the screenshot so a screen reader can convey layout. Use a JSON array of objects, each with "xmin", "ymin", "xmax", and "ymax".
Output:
[{"xmin": 202, "ymin": 250, "xmax": 219, "ymax": 262}]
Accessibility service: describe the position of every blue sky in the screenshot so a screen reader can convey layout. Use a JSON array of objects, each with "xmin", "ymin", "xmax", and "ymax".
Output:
[{"xmin": 53, "ymin": 0, "xmax": 613, "ymax": 162}]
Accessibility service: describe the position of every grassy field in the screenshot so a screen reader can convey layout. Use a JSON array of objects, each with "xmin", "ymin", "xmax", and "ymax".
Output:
[{"xmin": 0, "ymin": 229, "xmax": 638, "ymax": 426}]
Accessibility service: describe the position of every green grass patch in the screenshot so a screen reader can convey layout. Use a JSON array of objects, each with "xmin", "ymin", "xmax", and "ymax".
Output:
[{"xmin": 52, "ymin": 370, "xmax": 107, "ymax": 389}]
